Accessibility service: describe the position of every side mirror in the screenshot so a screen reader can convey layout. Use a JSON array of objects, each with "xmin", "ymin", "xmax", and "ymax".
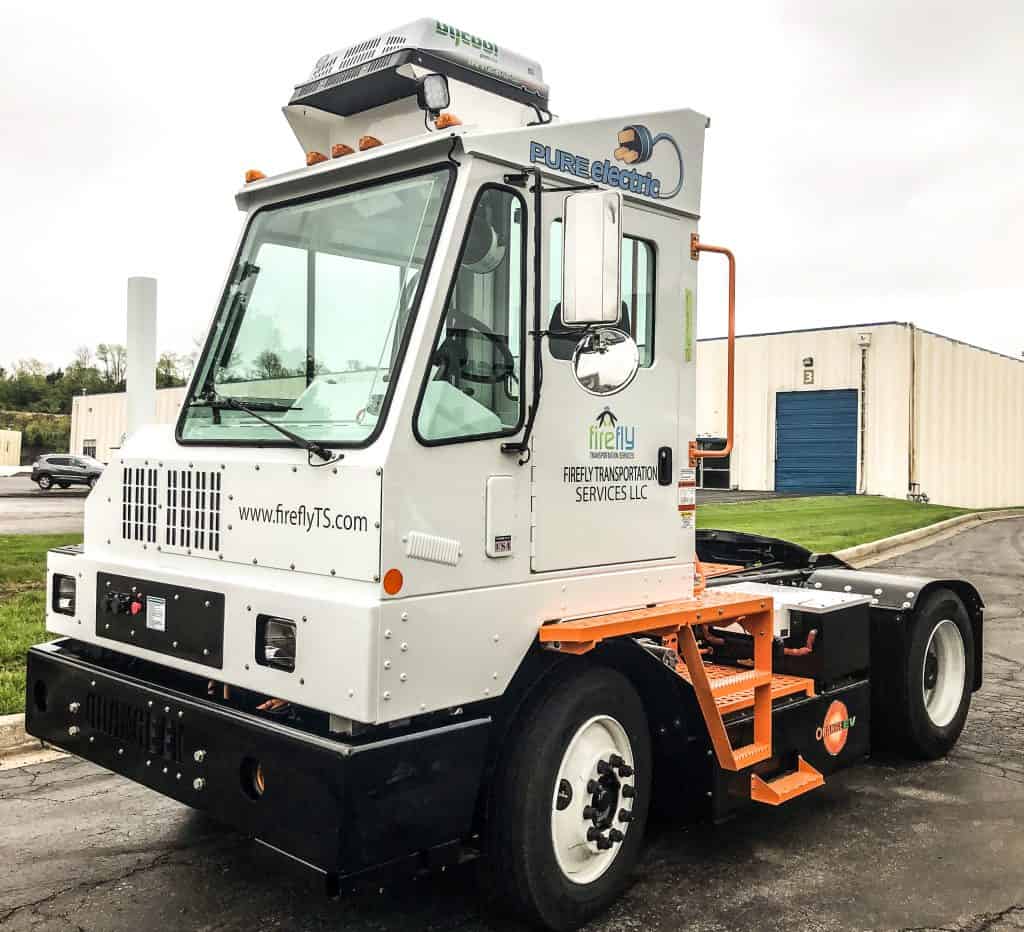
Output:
[{"xmin": 560, "ymin": 190, "xmax": 621, "ymax": 327}]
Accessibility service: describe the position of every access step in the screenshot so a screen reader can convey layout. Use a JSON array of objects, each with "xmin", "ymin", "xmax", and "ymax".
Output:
[
  {"xmin": 677, "ymin": 663, "xmax": 816, "ymax": 716},
  {"xmin": 750, "ymin": 756, "xmax": 824, "ymax": 806}
]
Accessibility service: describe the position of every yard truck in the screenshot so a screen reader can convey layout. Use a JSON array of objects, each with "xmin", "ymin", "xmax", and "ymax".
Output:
[{"xmin": 26, "ymin": 19, "xmax": 983, "ymax": 930}]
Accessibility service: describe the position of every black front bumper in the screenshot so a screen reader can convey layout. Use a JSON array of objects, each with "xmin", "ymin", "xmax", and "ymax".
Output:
[{"xmin": 26, "ymin": 641, "xmax": 490, "ymax": 879}]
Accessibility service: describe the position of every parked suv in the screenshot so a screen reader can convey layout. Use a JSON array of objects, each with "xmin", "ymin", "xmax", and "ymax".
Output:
[{"xmin": 30, "ymin": 454, "xmax": 104, "ymax": 491}]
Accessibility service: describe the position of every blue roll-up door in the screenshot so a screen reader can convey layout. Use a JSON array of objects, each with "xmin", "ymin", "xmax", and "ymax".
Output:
[{"xmin": 775, "ymin": 390, "xmax": 858, "ymax": 493}]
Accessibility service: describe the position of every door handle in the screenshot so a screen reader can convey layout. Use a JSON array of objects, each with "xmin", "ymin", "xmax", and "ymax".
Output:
[{"xmin": 657, "ymin": 446, "xmax": 673, "ymax": 486}]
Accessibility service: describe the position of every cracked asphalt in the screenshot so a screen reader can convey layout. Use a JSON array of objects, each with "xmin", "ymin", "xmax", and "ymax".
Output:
[{"xmin": 2, "ymin": 519, "xmax": 1023, "ymax": 931}]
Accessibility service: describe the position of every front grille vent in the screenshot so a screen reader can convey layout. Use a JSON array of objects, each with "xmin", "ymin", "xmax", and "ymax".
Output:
[
  {"xmin": 121, "ymin": 466, "xmax": 158, "ymax": 543},
  {"xmin": 85, "ymin": 692, "xmax": 184, "ymax": 762},
  {"xmin": 166, "ymin": 469, "xmax": 222, "ymax": 553}
]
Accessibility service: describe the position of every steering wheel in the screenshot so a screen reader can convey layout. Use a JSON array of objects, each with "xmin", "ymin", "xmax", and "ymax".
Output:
[{"xmin": 433, "ymin": 309, "xmax": 516, "ymax": 385}]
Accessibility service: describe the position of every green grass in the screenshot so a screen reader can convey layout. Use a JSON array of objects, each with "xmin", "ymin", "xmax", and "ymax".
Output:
[
  {"xmin": 0, "ymin": 534, "xmax": 81, "ymax": 714},
  {"xmin": 697, "ymin": 495, "xmax": 970, "ymax": 554}
]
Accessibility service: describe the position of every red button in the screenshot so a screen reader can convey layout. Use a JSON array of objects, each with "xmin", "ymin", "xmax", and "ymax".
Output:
[{"xmin": 130, "ymin": 600, "xmax": 143, "ymax": 616}]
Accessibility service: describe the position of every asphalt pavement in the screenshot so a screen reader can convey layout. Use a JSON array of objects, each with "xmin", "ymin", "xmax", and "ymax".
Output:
[
  {"xmin": 1, "ymin": 520, "xmax": 1023, "ymax": 931},
  {"xmin": 0, "ymin": 478, "xmax": 86, "ymax": 535}
]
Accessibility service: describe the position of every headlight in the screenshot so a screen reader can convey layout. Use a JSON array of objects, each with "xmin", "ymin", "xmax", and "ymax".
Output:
[
  {"xmin": 52, "ymin": 574, "xmax": 76, "ymax": 616},
  {"xmin": 256, "ymin": 615, "xmax": 296, "ymax": 672}
]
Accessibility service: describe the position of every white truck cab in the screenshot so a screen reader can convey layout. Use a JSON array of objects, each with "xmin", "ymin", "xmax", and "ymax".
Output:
[{"xmin": 28, "ymin": 20, "xmax": 983, "ymax": 930}]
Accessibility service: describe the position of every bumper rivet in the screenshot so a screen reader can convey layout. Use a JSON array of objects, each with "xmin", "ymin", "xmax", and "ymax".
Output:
[
  {"xmin": 118, "ymin": 748, "xmax": 124, "ymax": 756},
  {"xmin": 68, "ymin": 702, "xmax": 80, "ymax": 713},
  {"xmin": 194, "ymin": 750, "xmax": 206, "ymax": 763},
  {"xmin": 68, "ymin": 726, "xmax": 80, "ymax": 737},
  {"xmin": 193, "ymin": 778, "xmax": 206, "ymax": 791}
]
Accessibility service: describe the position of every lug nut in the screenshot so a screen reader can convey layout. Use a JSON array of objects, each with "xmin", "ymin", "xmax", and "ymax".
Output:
[
  {"xmin": 621, "ymin": 785, "xmax": 636, "ymax": 799},
  {"xmin": 618, "ymin": 809, "xmax": 634, "ymax": 823},
  {"xmin": 582, "ymin": 805, "xmax": 595, "ymax": 820},
  {"xmin": 617, "ymin": 764, "xmax": 634, "ymax": 777},
  {"xmin": 587, "ymin": 780, "xmax": 600, "ymax": 794},
  {"xmin": 596, "ymin": 760, "xmax": 612, "ymax": 775},
  {"xmin": 609, "ymin": 754, "xmax": 624, "ymax": 768},
  {"xmin": 586, "ymin": 826, "xmax": 603, "ymax": 842},
  {"xmin": 608, "ymin": 828, "xmax": 624, "ymax": 843},
  {"xmin": 596, "ymin": 836, "xmax": 613, "ymax": 851}
]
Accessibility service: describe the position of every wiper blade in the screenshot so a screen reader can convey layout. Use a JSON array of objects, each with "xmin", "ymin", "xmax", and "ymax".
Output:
[
  {"xmin": 193, "ymin": 394, "xmax": 334, "ymax": 464},
  {"xmin": 191, "ymin": 398, "xmax": 297, "ymax": 412}
]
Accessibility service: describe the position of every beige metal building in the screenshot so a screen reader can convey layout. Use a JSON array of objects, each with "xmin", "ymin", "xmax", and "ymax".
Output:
[
  {"xmin": 0, "ymin": 429, "xmax": 22, "ymax": 467},
  {"xmin": 696, "ymin": 322, "xmax": 1024, "ymax": 508},
  {"xmin": 71, "ymin": 387, "xmax": 187, "ymax": 463}
]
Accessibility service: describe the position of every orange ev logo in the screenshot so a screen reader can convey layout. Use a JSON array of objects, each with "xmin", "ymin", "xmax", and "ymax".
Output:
[{"xmin": 816, "ymin": 700, "xmax": 856, "ymax": 756}]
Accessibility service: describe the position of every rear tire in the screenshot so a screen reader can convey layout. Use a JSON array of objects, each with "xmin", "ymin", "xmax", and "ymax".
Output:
[
  {"xmin": 894, "ymin": 588, "xmax": 974, "ymax": 759},
  {"xmin": 481, "ymin": 665, "xmax": 651, "ymax": 931},
  {"xmin": 37, "ymin": 475, "xmax": 52, "ymax": 490}
]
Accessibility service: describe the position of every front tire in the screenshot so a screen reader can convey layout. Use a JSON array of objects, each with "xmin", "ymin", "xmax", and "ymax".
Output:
[
  {"xmin": 896, "ymin": 588, "xmax": 974, "ymax": 759},
  {"xmin": 37, "ymin": 475, "xmax": 52, "ymax": 490},
  {"xmin": 482, "ymin": 665, "xmax": 651, "ymax": 931}
]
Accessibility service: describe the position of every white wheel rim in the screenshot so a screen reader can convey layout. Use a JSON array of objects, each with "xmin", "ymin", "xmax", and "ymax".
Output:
[
  {"xmin": 922, "ymin": 619, "xmax": 966, "ymax": 728},
  {"xmin": 551, "ymin": 715, "xmax": 636, "ymax": 885}
]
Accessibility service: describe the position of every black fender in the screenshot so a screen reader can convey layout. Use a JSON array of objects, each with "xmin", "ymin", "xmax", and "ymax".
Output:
[{"xmin": 808, "ymin": 567, "xmax": 984, "ymax": 692}]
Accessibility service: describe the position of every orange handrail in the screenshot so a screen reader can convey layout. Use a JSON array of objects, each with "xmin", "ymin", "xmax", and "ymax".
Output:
[{"xmin": 689, "ymin": 233, "xmax": 735, "ymax": 468}]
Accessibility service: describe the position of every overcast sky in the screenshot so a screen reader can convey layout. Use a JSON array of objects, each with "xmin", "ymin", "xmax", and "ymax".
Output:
[{"xmin": 1, "ymin": 0, "xmax": 1022, "ymax": 372}]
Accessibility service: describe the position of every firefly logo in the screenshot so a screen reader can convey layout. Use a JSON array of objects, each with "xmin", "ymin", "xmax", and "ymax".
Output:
[
  {"xmin": 817, "ymin": 700, "xmax": 856, "ymax": 756},
  {"xmin": 588, "ymin": 408, "xmax": 636, "ymax": 459}
]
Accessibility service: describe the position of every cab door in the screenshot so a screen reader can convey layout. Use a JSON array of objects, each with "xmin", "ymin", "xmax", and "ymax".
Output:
[{"xmin": 530, "ymin": 204, "xmax": 688, "ymax": 573}]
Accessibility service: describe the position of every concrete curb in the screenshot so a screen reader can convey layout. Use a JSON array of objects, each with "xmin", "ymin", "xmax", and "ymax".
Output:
[
  {"xmin": 0, "ymin": 712, "xmax": 41, "ymax": 758},
  {"xmin": 833, "ymin": 509, "xmax": 1024, "ymax": 567}
]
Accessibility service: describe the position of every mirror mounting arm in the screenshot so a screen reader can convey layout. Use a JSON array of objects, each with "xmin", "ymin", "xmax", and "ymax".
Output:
[{"xmin": 689, "ymin": 233, "xmax": 736, "ymax": 469}]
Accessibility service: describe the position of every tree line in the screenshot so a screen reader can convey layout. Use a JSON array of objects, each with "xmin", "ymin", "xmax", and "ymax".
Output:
[{"xmin": 0, "ymin": 345, "xmax": 192, "ymax": 416}]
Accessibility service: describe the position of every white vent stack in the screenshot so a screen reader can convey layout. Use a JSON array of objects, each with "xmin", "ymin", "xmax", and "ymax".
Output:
[{"xmin": 126, "ymin": 276, "xmax": 157, "ymax": 437}]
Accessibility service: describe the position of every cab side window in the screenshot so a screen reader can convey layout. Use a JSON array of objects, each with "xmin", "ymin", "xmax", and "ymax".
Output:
[
  {"xmin": 416, "ymin": 187, "xmax": 525, "ymax": 443},
  {"xmin": 548, "ymin": 220, "xmax": 656, "ymax": 366}
]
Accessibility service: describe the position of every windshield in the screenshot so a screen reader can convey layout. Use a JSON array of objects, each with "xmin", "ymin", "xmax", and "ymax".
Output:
[{"xmin": 180, "ymin": 168, "xmax": 452, "ymax": 446}]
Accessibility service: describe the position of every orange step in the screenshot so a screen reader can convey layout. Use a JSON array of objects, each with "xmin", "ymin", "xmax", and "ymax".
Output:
[
  {"xmin": 677, "ymin": 663, "xmax": 816, "ymax": 716},
  {"xmin": 750, "ymin": 757, "xmax": 824, "ymax": 806},
  {"xmin": 709, "ymin": 669, "xmax": 772, "ymax": 698}
]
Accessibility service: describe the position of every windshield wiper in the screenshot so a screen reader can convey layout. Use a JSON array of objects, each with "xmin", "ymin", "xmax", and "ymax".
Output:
[{"xmin": 191, "ymin": 395, "xmax": 335, "ymax": 464}]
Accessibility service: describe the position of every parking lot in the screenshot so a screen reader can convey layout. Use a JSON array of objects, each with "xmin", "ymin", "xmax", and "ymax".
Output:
[
  {"xmin": 1, "ymin": 519, "xmax": 1022, "ymax": 932},
  {"xmin": 0, "ymin": 478, "xmax": 87, "ymax": 535}
]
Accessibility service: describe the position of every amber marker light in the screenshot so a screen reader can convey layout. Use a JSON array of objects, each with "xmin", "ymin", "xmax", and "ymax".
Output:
[
  {"xmin": 331, "ymin": 143, "xmax": 355, "ymax": 158},
  {"xmin": 244, "ymin": 169, "xmax": 266, "ymax": 183},
  {"xmin": 435, "ymin": 112, "xmax": 462, "ymax": 129},
  {"xmin": 358, "ymin": 135, "xmax": 383, "ymax": 151},
  {"xmin": 306, "ymin": 151, "xmax": 328, "ymax": 166},
  {"xmin": 383, "ymin": 568, "xmax": 404, "ymax": 595}
]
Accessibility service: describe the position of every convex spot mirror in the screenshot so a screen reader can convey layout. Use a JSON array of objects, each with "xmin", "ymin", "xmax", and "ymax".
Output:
[
  {"xmin": 560, "ymin": 190, "xmax": 622, "ymax": 327},
  {"xmin": 571, "ymin": 328, "xmax": 640, "ymax": 396}
]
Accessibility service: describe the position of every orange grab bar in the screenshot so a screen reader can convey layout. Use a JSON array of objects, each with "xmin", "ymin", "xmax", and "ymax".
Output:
[{"xmin": 689, "ymin": 233, "xmax": 735, "ymax": 468}]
